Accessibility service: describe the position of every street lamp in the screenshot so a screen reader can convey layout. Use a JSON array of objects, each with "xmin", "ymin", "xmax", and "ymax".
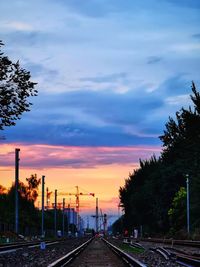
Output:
[{"xmin": 186, "ymin": 174, "xmax": 190, "ymax": 235}]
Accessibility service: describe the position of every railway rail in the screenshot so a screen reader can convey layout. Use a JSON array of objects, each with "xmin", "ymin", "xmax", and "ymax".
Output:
[
  {"xmin": 48, "ymin": 237, "xmax": 147, "ymax": 267},
  {"xmin": 111, "ymin": 238, "xmax": 165, "ymax": 266},
  {"xmin": 48, "ymin": 237, "xmax": 93, "ymax": 267},
  {"xmin": 1, "ymin": 236, "xmax": 200, "ymax": 266},
  {"xmin": 152, "ymin": 246, "xmax": 200, "ymax": 267},
  {"xmin": 0, "ymin": 240, "xmax": 58, "ymax": 253},
  {"xmin": 103, "ymin": 238, "xmax": 147, "ymax": 267},
  {"xmin": 0, "ymin": 237, "xmax": 91, "ymax": 266},
  {"xmin": 141, "ymin": 238, "xmax": 200, "ymax": 248},
  {"xmin": 136, "ymin": 238, "xmax": 200, "ymax": 267}
]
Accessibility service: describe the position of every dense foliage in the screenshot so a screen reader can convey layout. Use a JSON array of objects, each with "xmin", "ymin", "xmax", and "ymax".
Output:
[
  {"xmin": 0, "ymin": 175, "xmax": 41, "ymax": 234},
  {"xmin": 117, "ymin": 83, "xmax": 200, "ymax": 238},
  {"xmin": 0, "ymin": 40, "xmax": 37, "ymax": 130},
  {"xmin": 0, "ymin": 175, "xmax": 65, "ymax": 236}
]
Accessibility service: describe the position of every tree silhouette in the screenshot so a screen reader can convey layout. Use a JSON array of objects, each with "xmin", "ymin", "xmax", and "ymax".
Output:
[
  {"xmin": 118, "ymin": 83, "xmax": 200, "ymax": 236},
  {"xmin": 26, "ymin": 174, "xmax": 41, "ymax": 202},
  {"xmin": 0, "ymin": 40, "xmax": 37, "ymax": 130}
]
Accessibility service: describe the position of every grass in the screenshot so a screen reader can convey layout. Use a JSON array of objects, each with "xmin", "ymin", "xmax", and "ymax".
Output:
[{"xmin": 119, "ymin": 243, "xmax": 144, "ymax": 254}]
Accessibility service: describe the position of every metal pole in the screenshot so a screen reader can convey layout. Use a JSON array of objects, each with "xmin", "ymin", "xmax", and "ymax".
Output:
[
  {"xmin": 68, "ymin": 203, "xmax": 70, "ymax": 236},
  {"xmin": 46, "ymin": 187, "xmax": 48, "ymax": 209},
  {"xmin": 41, "ymin": 175, "xmax": 45, "ymax": 237},
  {"xmin": 54, "ymin": 189, "xmax": 57, "ymax": 237},
  {"xmin": 75, "ymin": 186, "xmax": 80, "ymax": 232},
  {"xmin": 103, "ymin": 214, "xmax": 107, "ymax": 235},
  {"xmin": 15, "ymin": 148, "xmax": 20, "ymax": 234},
  {"xmin": 62, "ymin": 198, "xmax": 65, "ymax": 237},
  {"xmin": 96, "ymin": 198, "xmax": 98, "ymax": 233},
  {"xmin": 186, "ymin": 175, "xmax": 190, "ymax": 235}
]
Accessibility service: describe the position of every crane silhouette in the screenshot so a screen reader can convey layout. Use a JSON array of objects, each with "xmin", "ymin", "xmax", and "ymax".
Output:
[{"xmin": 65, "ymin": 186, "xmax": 95, "ymax": 231}]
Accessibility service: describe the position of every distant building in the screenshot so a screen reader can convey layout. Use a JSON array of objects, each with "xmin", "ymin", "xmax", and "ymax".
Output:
[{"xmin": 64, "ymin": 208, "xmax": 77, "ymax": 225}]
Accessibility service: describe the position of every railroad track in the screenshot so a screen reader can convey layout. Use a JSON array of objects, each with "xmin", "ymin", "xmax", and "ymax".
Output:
[
  {"xmin": 112, "ymin": 237, "xmax": 200, "ymax": 266},
  {"xmin": 102, "ymin": 238, "xmax": 147, "ymax": 267},
  {"xmin": 0, "ymin": 240, "xmax": 59, "ymax": 253},
  {"xmin": 48, "ymin": 237, "xmax": 93, "ymax": 267},
  {"xmin": 137, "ymin": 237, "xmax": 200, "ymax": 266},
  {"xmin": 48, "ymin": 237, "xmax": 147, "ymax": 267},
  {"xmin": 0, "ymin": 237, "xmax": 92, "ymax": 266},
  {"xmin": 141, "ymin": 238, "xmax": 200, "ymax": 248},
  {"xmin": 151, "ymin": 246, "xmax": 200, "ymax": 267}
]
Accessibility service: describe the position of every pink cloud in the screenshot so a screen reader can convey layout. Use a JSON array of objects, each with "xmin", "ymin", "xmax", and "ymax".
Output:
[{"xmin": 0, "ymin": 143, "xmax": 161, "ymax": 169}]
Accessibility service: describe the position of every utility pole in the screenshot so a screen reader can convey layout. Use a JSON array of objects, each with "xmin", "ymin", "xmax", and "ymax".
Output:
[
  {"xmin": 54, "ymin": 189, "xmax": 57, "ymax": 237},
  {"xmin": 75, "ymin": 186, "xmax": 80, "ymax": 232},
  {"xmin": 91, "ymin": 198, "xmax": 100, "ymax": 233},
  {"xmin": 41, "ymin": 175, "xmax": 45, "ymax": 237},
  {"xmin": 46, "ymin": 187, "xmax": 49, "ymax": 209},
  {"xmin": 62, "ymin": 198, "xmax": 65, "ymax": 237},
  {"xmin": 96, "ymin": 198, "xmax": 99, "ymax": 233},
  {"xmin": 67, "ymin": 203, "xmax": 70, "ymax": 235},
  {"xmin": 15, "ymin": 148, "xmax": 20, "ymax": 234},
  {"xmin": 186, "ymin": 174, "xmax": 190, "ymax": 235}
]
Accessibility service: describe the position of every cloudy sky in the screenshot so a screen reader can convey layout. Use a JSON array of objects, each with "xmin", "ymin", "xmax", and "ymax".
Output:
[{"xmin": 0, "ymin": 0, "xmax": 200, "ymax": 219}]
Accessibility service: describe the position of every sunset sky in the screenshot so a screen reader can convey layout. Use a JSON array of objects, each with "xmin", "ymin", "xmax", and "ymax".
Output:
[{"xmin": 0, "ymin": 0, "xmax": 200, "ymax": 225}]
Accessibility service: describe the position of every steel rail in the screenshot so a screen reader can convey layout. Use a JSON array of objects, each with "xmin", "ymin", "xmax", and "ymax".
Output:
[
  {"xmin": 102, "ymin": 238, "xmax": 147, "ymax": 267},
  {"xmin": 0, "ymin": 240, "xmax": 58, "ymax": 252},
  {"xmin": 141, "ymin": 238, "xmax": 200, "ymax": 248},
  {"xmin": 48, "ymin": 237, "xmax": 93, "ymax": 267},
  {"xmin": 0, "ymin": 241, "xmax": 42, "ymax": 251},
  {"xmin": 0, "ymin": 239, "xmax": 57, "ymax": 247},
  {"xmin": 175, "ymin": 253, "xmax": 200, "ymax": 267},
  {"xmin": 154, "ymin": 247, "xmax": 170, "ymax": 260},
  {"xmin": 168, "ymin": 251, "xmax": 200, "ymax": 267},
  {"xmin": 156, "ymin": 246, "xmax": 200, "ymax": 267}
]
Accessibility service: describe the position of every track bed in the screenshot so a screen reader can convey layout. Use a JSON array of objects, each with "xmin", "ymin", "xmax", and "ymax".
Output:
[{"xmin": 67, "ymin": 238, "xmax": 127, "ymax": 267}]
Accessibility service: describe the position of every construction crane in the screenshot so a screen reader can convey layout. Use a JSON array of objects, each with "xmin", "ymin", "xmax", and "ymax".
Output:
[
  {"xmin": 65, "ymin": 186, "xmax": 95, "ymax": 231},
  {"xmin": 46, "ymin": 187, "xmax": 52, "ymax": 209}
]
